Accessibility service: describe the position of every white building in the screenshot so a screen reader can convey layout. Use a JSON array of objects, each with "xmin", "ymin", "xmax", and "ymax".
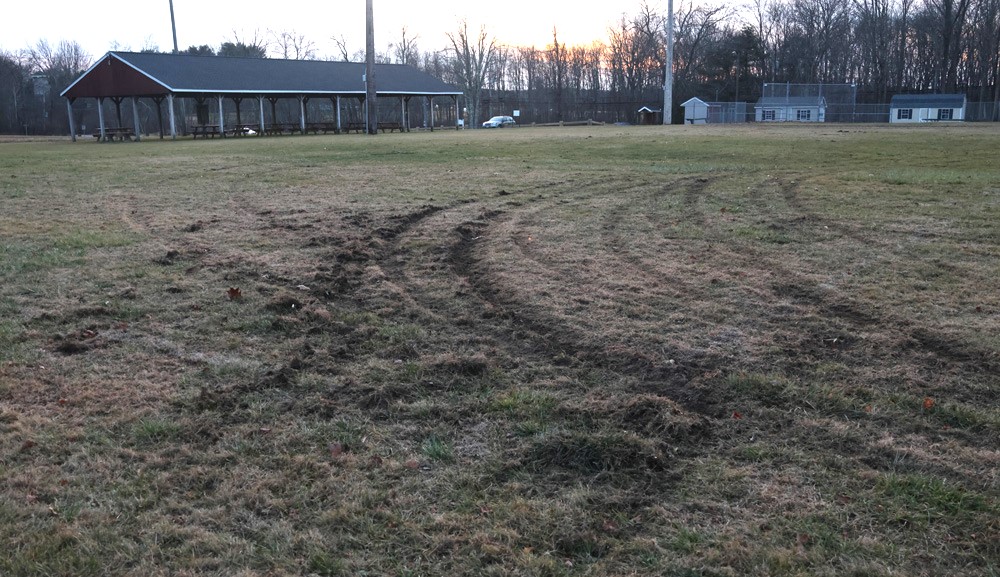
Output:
[
  {"xmin": 754, "ymin": 96, "xmax": 826, "ymax": 122},
  {"xmin": 681, "ymin": 98, "xmax": 709, "ymax": 124},
  {"xmin": 889, "ymin": 94, "xmax": 966, "ymax": 123}
]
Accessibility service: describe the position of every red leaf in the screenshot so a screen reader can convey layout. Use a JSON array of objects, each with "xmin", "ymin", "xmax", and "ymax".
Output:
[
  {"xmin": 732, "ymin": 411, "xmax": 743, "ymax": 420},
  {"xmin": 227, "ymin": 287, "xmax": 242, "ymax": 300},
  {"xmin": 923, "ymin": 397, "xmax": 935, "ymax": 411}
]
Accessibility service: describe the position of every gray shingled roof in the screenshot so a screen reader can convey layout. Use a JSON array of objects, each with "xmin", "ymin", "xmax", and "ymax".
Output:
[
  {"xmin": 890, "ymin": 94, "xmax": 966, "ymax": 109},
  {"xmin": 63, "ymin": 51, "xmax": 461, "ymax": 97}
]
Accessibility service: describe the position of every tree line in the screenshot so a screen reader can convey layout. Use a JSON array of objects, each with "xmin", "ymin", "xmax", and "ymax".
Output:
[{"xmin": 3, "ymin": 0, "xmax": 999, "ymax": 134}]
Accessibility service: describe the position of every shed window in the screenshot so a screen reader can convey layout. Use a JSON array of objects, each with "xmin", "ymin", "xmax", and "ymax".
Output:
[
  {"xmin": 938, "ymin": 108, "xmax": 953, "ymax": 120},
  {"xmin": 897, "ymin": 108, "xmax": 913, "ymax": 120},
  {"xmin": 796, "ymin": 109, "xmax": 812, "ymax": 121},
  {"xmin": 763, "ymin": 110, "xmax": 776, "ymax": 121}
]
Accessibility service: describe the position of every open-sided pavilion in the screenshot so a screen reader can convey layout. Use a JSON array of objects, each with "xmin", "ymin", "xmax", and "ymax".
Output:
[{"xmin": 60, "ymin": 51, "xmax": 464, "ymax": 141}]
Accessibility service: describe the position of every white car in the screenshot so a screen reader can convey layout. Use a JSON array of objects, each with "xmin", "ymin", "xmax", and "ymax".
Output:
[{"xmin": 482, "ymin": 115, "xmax": 516, "ymax": 128}]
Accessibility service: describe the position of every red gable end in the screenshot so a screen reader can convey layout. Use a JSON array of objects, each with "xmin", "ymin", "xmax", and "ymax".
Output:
[{"xmin": 63, "ymin": 54, "xmax": 169, "ymax": 99}]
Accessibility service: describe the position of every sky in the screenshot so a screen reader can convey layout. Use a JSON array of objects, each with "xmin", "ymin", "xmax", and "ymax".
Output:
[{"xmin": 1, "ymin": 0, "xmax": 672, "ymax": 63}]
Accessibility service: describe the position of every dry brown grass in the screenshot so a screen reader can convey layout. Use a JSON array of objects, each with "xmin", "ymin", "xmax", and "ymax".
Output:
[{"xmin": 1, "ymin": 124, "xmax": 998, "ymax": 576}]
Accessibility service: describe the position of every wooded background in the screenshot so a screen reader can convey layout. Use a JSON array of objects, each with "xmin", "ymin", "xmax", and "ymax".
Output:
[{"xmin": 3, "ymin": 0, "xmax": 998, "ymax": 134}]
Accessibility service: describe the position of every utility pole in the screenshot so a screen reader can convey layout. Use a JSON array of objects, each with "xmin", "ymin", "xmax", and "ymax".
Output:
[
  {"xmin": 169, "ymin": 0, "xmax": 179, "ymax": 53},
  {"xmin": 663, "ymin": 0, "xmax": 673, "ymax": 125},
  {"xmin": 365, "ymin": 0, "xmax": 378, "ymax": 135}
]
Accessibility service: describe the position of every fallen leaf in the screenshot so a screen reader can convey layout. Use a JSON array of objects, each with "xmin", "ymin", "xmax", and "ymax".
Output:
[
  {"xmin": 328, "ymin": 442, "xmax": 345, "ymax": 458},
  {"xmin": 923, "ymin": 397, "xmax": 935, "ymax": 411},
  {"xmin": 227, "ymin": 287, "xmax": 242, "ymax": 300},
  {"xmin": 732, "ymin": 411, "xmax": 743, "ymax": 420},
  {"xmin": 404, "ymin": 459, "xmax": 420, "ymax": 470}
]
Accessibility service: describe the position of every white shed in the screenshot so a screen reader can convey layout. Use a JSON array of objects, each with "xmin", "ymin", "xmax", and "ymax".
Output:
[
  {"xmin": 682, "ymin": 98, "xmax": 709, "ymax": 124},
  {"xmin": 889, "ymin": 94, "xmax": 966, "ymax": 123},
  {"xmin": 754, "ymin": 96, "xmax": 826, "ymax": 122}
]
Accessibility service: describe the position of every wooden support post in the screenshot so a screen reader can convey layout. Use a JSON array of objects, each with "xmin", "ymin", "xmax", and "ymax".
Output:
[
  {"xmin": 454, "ymin": 97, "xmax": 460, "ymax": 130},
  {"xmin": 335, "ymin": 95, "xmax": 342, "ymax": 133},
  {"xmin": 258, "ymin": 96, "xmax": 266, "ymax": 135},
  {"xmin": 218, "ymin": 95, "xmax": 225, "ymax": 136},
  {"xmin": 400, "ymin": 96, "xmax": 406, "ymax": 132},
  {"xmin": 404, "ymin": 97, "xmax": 411, "ymax": 132},
  {"xmin": 131, "ymin": 97, "xmax": 142, "ymax": 141},
  {"xmin": 299, "ymin": 96, "xmax": 307, "ymax": 133},
  {"xmin": 97, "ymin": 97, "xmax": 107, "ymax": 141},
  {"xmin": 428, "ymin": 96, "xmax": 434, "ymax": 132},
  {"xmin": 66, "ymin": 98, "xmax": 77, "ymax": 142},
  {"xmin": 168, "ymin": 94, "xmax": 177, "ymax": 139}
]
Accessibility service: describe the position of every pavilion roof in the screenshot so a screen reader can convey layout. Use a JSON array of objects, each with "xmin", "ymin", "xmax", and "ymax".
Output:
[{"xmin": 62, "ymin": 51, "xmax": 462, "ymax": 99}]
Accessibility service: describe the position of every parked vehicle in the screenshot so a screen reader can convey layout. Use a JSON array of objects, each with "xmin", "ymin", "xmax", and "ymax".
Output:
[{"xmin": 482, "ymin": 115, "xmax": 516, "ymax": 128}]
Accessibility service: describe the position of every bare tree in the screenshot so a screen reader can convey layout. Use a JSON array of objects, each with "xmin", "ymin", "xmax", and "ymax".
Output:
[
  {"xmin": 547, "ymin": 29, "xmax": 569, "ymax": 120},
  {"xmin": 447, "ymin": 21, "xmax": 497, "ymax": 127},
  {"xmin": 273, "ymin": 30, "xmax": 317, "ymax": 60},
  {"xmin": 221, "ymin": 30, "xmax": 269, "ymax": 58},
  {"xmin": 926, "ymin": 0, "xmax": 972, "ymax": 91},
  {"xmin": 24, "ymin": 40, "xmax": 91, "ymax": 134},
  {"xmin": 332, "ymin": 35, "xmax": 356, "ymax": 62},
  {"xmin": 392, "ymin": 27, "xmax": 420, "ymax": 66}
]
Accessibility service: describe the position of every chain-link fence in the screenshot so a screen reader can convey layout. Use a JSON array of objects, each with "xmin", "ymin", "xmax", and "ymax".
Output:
[{"xmin": 705, "ymin": 102, "xmax": 748, "ymax": 123}]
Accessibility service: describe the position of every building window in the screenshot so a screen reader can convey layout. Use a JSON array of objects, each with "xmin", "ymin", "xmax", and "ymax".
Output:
[
  {"xmin": 796, "ymin": 109, "xmax": 812, "ymax": 121},
  {"xmin": 897, "ymin": 108, "xmax": 913, "ymax": 120},
  {"xmin": 763, "ymin": 110, "xmax": 776, "ymax": 121},
  {"xmin": 938, "ymin": 108, "xmax": 953, "ymax": 120}
]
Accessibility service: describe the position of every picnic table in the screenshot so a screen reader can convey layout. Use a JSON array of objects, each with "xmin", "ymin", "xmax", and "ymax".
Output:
[
  {"xmin": 191, "ymin": 125, "xmax": 221, "ymax": 139},
  {"xmin": 344, "ymin": 122, "xmax": 405, "ymax": 134},
  {"xmin": 92, "ymin": 127, "xmax": 135, "ymax": 142},
  {"xmin": 304, "ymin": 122, "xmax": 340, "ymax": 135},
  {"xmin": 264, "ymin": 123, "xmax": 303, "ymax": 136}
]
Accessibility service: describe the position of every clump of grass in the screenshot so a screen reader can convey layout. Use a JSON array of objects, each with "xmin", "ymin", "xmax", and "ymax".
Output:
[
  {"xmin": 421, "ymin": 435, "xmax": 455, "ymax": 463},
  {"xmin": 130, "ymin": 418, "xmax": 183, "ymax": 445}
]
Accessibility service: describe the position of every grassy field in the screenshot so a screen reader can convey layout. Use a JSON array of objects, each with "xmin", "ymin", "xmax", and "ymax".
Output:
[{"xmin": 1, "ymin": 124, "xmax": 998, "ymax": 576}]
